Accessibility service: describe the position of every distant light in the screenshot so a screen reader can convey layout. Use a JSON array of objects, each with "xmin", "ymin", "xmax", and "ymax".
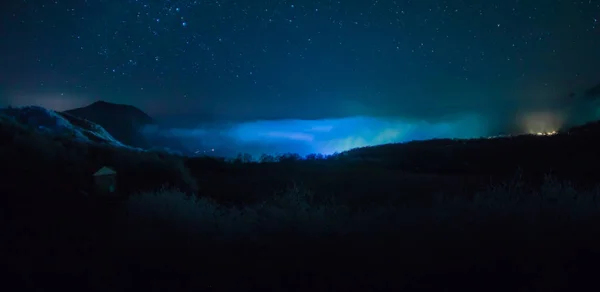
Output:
[
  {"xmin": 534, "ymin": 130, "xmax": 557, "ymax": 136},
  {"xmin": 521, "ymin": 112, "xmax": 564, "ymax": 137},
  {"xmin": 182, "ymin": 22, "xmax": 187, "ymax": 27}
]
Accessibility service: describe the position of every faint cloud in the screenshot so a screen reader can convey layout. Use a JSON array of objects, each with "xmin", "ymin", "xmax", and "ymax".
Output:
[
  {"xmin": 263, "ymin": 131, "xmax": 314, "ymax": 142},
  {"xmin": 306, "ymin": 125, "xmax": 334, "ymax": 132},
  {"xmin": 6, "ymin": 93, "xmax": 93, "ymax": 111}
]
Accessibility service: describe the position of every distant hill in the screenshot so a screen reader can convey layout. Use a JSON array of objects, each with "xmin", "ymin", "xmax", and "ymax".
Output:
[
  {"xmin": 0, "ymin": 105, "xmax": 126, "ymax": 147},
  {"xmin": 63, "ymin": 101, "xmax": 190, "ymax": 154},
  {"xmin": 63, "ymin": 101, "xmax": 154, "ymax": 149},
  {"xmin": 333, "ymin": 120, "xmax": 600, "ymax": 183}
]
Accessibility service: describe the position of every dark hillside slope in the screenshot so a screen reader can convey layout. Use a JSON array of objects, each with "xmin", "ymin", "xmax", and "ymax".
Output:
[{"xmin": 338, "ymin": 124, "xmax": 600, "ymax": 183}]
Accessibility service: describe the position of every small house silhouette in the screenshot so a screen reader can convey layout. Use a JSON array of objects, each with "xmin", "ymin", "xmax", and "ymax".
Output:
[{"xmin": 93, "ymin": 166, "xmax": 117, "ymax": 196}]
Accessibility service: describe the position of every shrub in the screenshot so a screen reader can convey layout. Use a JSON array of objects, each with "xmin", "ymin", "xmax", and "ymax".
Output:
[{"xmin": 113, "ymin": 176, "xmax": 600, "ymax": 249}]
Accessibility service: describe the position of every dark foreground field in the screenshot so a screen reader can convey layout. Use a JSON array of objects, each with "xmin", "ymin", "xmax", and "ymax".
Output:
[{"xmin": 3, "ymin": 115, "xmax": 600, "ymax": 291}]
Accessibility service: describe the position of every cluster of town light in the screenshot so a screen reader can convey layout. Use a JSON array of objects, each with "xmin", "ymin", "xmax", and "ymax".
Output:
[
  {"xmin": 533, "ymin": 130, "xmax": 558, "ymax": 136},
  {"xmin": 520, "ymin": 112, "xmax": 563, "ymax": 138}
]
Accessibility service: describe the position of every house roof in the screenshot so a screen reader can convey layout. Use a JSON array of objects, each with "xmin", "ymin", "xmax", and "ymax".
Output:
[{"xmin": 93, "ymin": 166, "xmax": 116, "ymax": 176}]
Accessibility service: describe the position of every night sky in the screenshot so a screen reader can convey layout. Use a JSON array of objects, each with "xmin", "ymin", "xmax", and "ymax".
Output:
[{"xmin": 1, "ymin": 0, "xmax": 600, "ymax": 132}]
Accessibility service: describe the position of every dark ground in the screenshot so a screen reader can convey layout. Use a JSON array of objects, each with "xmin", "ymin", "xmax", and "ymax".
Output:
[{"xmin": 3, "ymin": 115, "xmax": 600, "ymax": 291}]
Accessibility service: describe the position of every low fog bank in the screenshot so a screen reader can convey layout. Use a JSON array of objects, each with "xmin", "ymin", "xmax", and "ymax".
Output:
[
  {"xmin": 142, "ymin": 100, "xmax": 600, "ymax": 158},
  {"xmin": 141, "ymin": 114, "xmax": 492, "ymax": 158}
]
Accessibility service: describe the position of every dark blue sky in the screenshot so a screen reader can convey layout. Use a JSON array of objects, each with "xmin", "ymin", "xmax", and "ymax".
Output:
[{"xmin": 1, "ymin": 0, "xmax": 599, "ymax": 128}]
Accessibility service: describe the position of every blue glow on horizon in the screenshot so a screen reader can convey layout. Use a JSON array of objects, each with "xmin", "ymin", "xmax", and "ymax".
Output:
[{"xmin": 144, "ymin": 115, "xmax": 491, "ymax": 158}]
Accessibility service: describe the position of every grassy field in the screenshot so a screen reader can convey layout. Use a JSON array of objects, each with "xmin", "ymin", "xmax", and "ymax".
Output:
[{"xmin": 3, "ymin": 113, "xmax": 600, "ymax": 291}]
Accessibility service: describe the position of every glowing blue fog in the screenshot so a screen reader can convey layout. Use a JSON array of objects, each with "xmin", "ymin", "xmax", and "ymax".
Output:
[{"xmin": 146, "ymin": 115, "xmax": 490, "ymax": 158}]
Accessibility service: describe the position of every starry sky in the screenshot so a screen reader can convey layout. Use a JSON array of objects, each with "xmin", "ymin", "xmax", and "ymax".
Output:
[{"xmin": 1, "ymin": 0, "xmax": 600, "ymax": 130}]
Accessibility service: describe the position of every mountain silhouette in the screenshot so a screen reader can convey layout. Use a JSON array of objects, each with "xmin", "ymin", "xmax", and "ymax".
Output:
[
  {"xmin": 63, "ymin": 101, "xmax": 155, "ymax": 149},
  {"xmin": 63, "ymin": 101, "xmax": 190, "ymax": 154},
  {"xmin": 0, "ymin": 105, "xmax": 125, "ymax": 147}
]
